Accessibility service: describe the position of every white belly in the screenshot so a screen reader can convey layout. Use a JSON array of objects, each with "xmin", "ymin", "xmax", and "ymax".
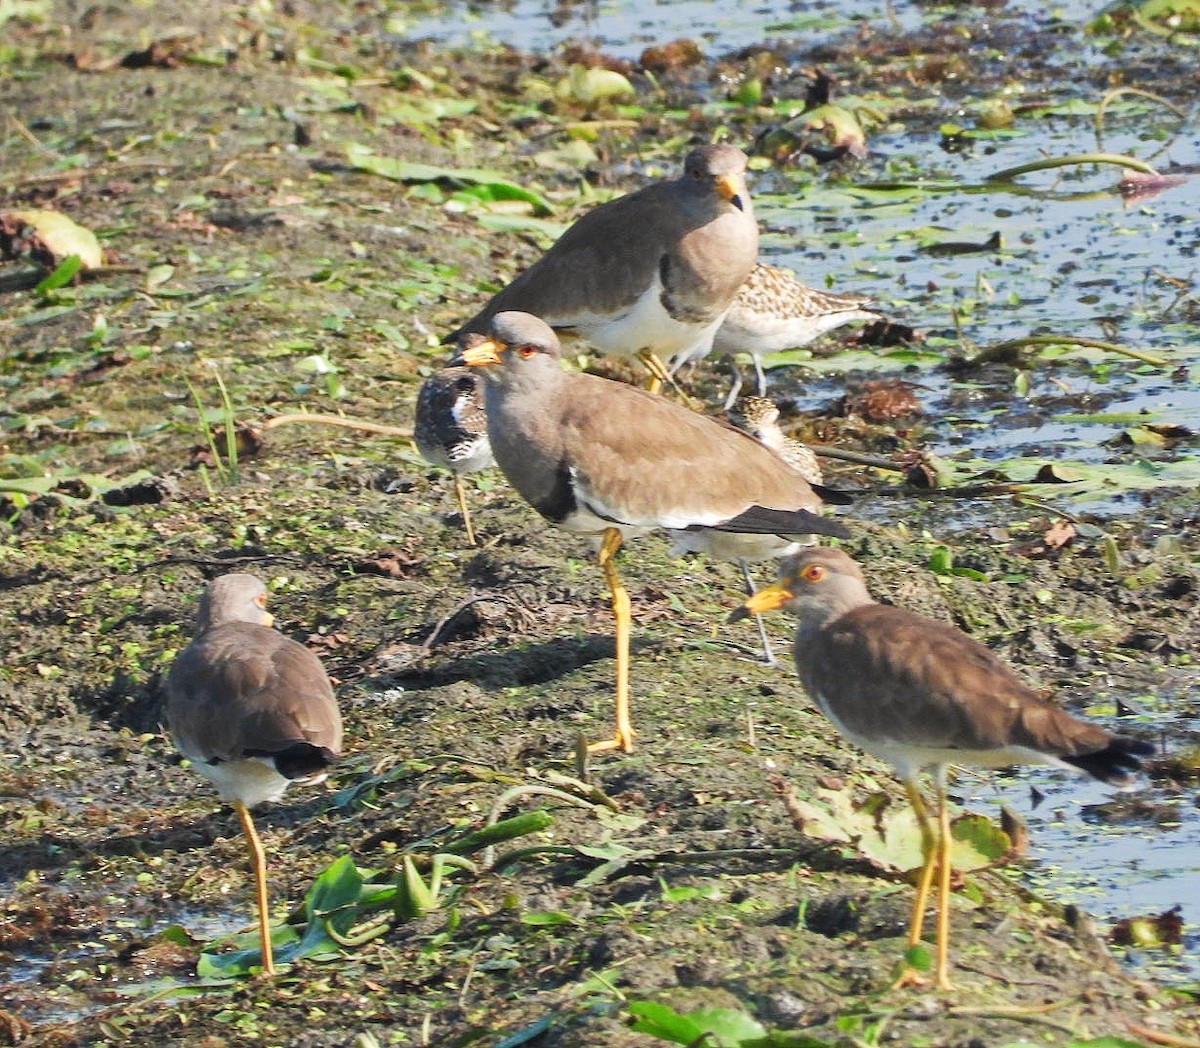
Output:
[{"xmin": 572, "ymin": 275, "xmax": 724, "ymax": 360}]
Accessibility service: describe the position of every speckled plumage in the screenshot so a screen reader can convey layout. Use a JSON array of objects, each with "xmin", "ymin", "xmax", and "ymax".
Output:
[
  {"xmin": 727, "ymin": 396, "xmax": 823, "ymax": 487},
  {"xmin": 698, "ymin": 263, "xmax": 882, "ymax": 397},
  {"xmin": 414, "ymin": 364, "xmax": 494, "ymax": 475},
  {"xmin": 414, "ymin": 354, "xmax": 496, "ymax": 545}
]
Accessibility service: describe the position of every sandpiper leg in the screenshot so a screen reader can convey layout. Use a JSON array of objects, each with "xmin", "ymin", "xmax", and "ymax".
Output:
[
  {"xmin": 752, "ymin": 354, "xmax": 768, "ymax": 397},
  {"xmin": 453, "ymin": 474, "xmax": 477, "ymax": 546},
  {"xmin": 722, "ymin": 361, "xmax": 745, "ymax": 411},
  {"xmin": 235, "ymin": 800, "xmax": 276, "ymax": 976},
  {"xmin": 740, "ymin": 562, "xmax": 776, "ymax": 666},
  {"xmin": 588, "ymin": 527, "xmax": 635, "ymax": 753}
]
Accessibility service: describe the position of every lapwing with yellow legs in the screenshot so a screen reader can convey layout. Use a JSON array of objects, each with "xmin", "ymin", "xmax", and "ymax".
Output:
[
  {"xmin": 166, "ymin": 573, "xmax": 343, "ymax": 976},
  {"xmin": 731, "ymin": 547, "xmax": 1152, "ymax": 990}
]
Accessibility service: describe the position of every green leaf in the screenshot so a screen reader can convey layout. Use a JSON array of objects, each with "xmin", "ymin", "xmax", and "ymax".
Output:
[
  {"xmin": 393, "ymin": 854, "xmax": 438, "ymax": 921},
  {"xmin": 628, "ymin": 1002, "xmax": 778, "ymax": 1047},
  {"xmin": 689, "ymin": 1008, "xmax": 768, "ymax": 1043},
  {"xmin": 627, "ymin": 1001, "xmax": 705, "ymax": 1044},
  {"xmin": 197, "ymin": 854, "xmax": 366, "ymax": 977},
  {"xmin": 903, "ymin": 942, "xmax": 933, "ymax": 971},
  {"xmin": 442, "ymin": 809, "xmax": 554, "ymax": 855},
  {"xmin": 927, "ymin": 545, "xmax": 954, "ymax": 575},
  {"xmin": 344, "ymin": 145, "xmax": 553, "ymax": 215},
  {"xmin": 519, "ymin": 910, "xmax": 577, "ymax": 927},
  {"xmin": 34, "ymin": 254, "xmax": 82, "ymax": 296},
  {"xmin": 475, "ymin": 213, "xmax": 570, "ymax": 245}
]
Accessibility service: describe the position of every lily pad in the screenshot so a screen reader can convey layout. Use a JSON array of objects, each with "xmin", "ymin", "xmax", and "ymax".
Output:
[{"xmin": 782, "ymin": 782, "xmax": 1013, "ymax": 875}]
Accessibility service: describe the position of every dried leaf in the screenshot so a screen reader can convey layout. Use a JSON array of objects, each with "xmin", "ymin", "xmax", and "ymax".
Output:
[
  {"xmin": 1043, "ymin": 519, "xmax": 1076, "ymax": 550},
  {"xmin": 0, "ymin": 209, "xmax": 104, "ymax": 269},
  {"xmin": 774, "ymin": 780, "xmax": 1012, "ymax": 875}
]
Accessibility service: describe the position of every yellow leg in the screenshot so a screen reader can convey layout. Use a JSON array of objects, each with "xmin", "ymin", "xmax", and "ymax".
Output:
[
  {"xmin": 587, "ymin": 528, "xmax": 634, "ymax": 753},
  {"xmin": 634, "ymin": 348, "xmax": 702, "ymax": 410},
  {"xmin": 636, "ymin": 348, "xmax": 669, "ymax": 394},
  {"xmin": 235, "ymin": 800, "xmax": 276, "ymax": 976},
  {"xmin": 453, "ymin": 474, "xmax": 477, "ymax": 546},
  {"xmin": 934, "ymin": 780, "xmax": 954, "ymax": 990},
  {"xmin": 891, "ymin": 778, "xmax": 938, "ymax": 990},
  {"xmin": 905, "ymin": 779, "xmax": 937, "ymax": 947}
]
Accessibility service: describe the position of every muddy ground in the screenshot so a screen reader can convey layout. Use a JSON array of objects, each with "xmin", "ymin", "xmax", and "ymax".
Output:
[{"xmin": 2, "ymin": 2, "xmax": 1199, "ymax": 1046}]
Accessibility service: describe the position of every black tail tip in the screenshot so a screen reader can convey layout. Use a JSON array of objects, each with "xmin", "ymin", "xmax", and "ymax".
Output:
[
  {"xmin": 812, "ymin": 483, "xmax": 854, "ymax": 508},
  {"xmin": 270, "ymin": 743, "xmax": 339, "ymax": 782},
  {"xmin": 1066, "ymin": 735, "xmax": 1154, "ymax": 785}
]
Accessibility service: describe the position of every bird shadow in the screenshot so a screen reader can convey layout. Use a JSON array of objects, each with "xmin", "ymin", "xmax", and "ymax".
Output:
[{"xmin": 382, "ymin": 632, "xmax": 658, "ymax": 693}]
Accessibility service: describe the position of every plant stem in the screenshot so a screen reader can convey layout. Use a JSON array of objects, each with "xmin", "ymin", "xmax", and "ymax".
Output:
[
  {"xmin": 970, "ymin": 334, "xmax": 1170, "ymax": 368},
  {"xmin": 985, "ymin": 152, "xmax": 1158, "ymax": 181}
]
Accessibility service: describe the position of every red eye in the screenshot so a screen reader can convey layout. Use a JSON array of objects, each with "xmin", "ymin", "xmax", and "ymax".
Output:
[
  {"xmin": 254, "ymin": 594, "xmax": 268, "ymax": 608},
  {"xmin": 517, "ymin": 345, "xmax": 538, "ymax": 359},
  {"xmin": 802, "ymin": 564, "xmax": 825, "ymax": 582}
]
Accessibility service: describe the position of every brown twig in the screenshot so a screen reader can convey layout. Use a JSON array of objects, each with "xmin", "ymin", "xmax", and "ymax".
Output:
[
  {"xmin": 1126, "ymin": 1023, "xmax": 1200, "ymax": 1048},
  {"xmin": 807, "ymin": 445, "xmax": 908, "ymax": 473},
  {"xmin": 261, "ymin": 412, "xmax": 413, "ymax": 439}
]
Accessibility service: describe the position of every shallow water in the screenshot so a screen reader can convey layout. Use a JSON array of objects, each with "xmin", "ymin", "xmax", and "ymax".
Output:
[
  {"xmin": 397, "ymin": 0, "xmax": 1200, "ymax": 984},
  {"xmin": 402, "ymin": 0, "xmax": 1108, "ymax": 61}
]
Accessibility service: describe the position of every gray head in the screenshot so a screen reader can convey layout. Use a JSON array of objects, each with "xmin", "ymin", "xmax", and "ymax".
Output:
[
  {"xmin": 729, "ymin": 547, "xmax": 872, "ymax": 629},
  {"xmin": 680, "ymin": 144, "xmax": 751, "ymax": 213},
  {"xmin": 195, "ymin": 573, "xmax": 273, "ymax": 632},
  {"xmin": 457, "ymin": 311, "xmax": 564, "ymax": 384}
]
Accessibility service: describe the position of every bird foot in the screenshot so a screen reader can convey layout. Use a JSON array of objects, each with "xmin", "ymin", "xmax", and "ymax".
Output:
[
  {"xmin": 890, "ymin": 966, "xmax": 930, "ymax": 990},
  {"xmin": 586, "ymin": 733, "xmax": 635, "ymax": 754},
  {"xmin": 890, "ymin": 966, "xmax": 952, "ymax": 992}
]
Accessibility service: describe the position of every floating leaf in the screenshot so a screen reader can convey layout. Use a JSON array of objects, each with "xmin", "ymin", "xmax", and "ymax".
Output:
[
  {"xmin": 555, "ymin": 65, "xmax": 635, "ymax": 105},
  {"xmin": 780, "ymin": 783, "xmax": 1012, "ymax": 875}
]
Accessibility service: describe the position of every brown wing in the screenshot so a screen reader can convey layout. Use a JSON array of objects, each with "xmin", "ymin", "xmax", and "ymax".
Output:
[
  {"xmin": 799, "ymin": 604, "xmax": 1113, "ymax": 759},
  {"xmin": 455, "ymin": 182, "xmax": 697, "ymax": 331},
  {"xmin": 166, "ymin": 622, "xmax": 342, "ymax": 764},
  {"xmin": 559, "ymin": 373, "xmax": 838, "ymax": 528}
]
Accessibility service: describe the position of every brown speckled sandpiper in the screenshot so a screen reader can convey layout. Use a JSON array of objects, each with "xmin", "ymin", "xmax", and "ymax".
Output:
[{"xmin": 414, "ymin": 356, "xmax": 495, "ymax": 546}]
